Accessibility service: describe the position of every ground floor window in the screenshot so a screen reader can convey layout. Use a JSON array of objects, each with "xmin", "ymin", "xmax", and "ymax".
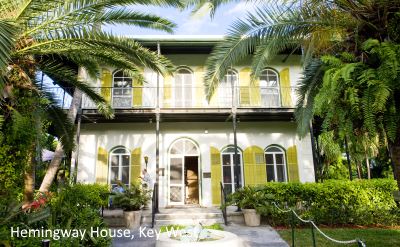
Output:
[
  {"xmin": 221, "ymin": 146, "xmax": 243, "ymax": 194},
  {"xmin": 109, "ymin": 147, "xmax": 130, "ymax": 188},
  {"xmin": 265, "ymin": 146, "xmax": 287, "ymax": 182}
]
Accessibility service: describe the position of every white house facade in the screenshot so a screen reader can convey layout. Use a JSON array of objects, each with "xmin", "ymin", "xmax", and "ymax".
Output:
[{"xmin": 73, "ymin": 36, "xmax": 316, "ymax": 208}]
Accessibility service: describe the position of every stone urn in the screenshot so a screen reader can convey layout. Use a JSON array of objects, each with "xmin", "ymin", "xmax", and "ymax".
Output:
[
  {"xmin": 242, "ymin": 209, "xmax": 261, "ymax": 226},
  {"xmin": 123, "ymin": 210, "xmax": 142, "ymax": 229}
]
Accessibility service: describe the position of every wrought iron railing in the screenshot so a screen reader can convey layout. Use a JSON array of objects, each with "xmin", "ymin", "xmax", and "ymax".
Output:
[
  {"xmin": 220, "ymin": 182, "xmax": 228, "ymax": 225},
  {"xmin": 273, "ymin": 202, "xmax": 366, "ymax": 247},
  {"xmin": 43, "ymin": 86, "xmax": 298, "ymax": 110},
  {"xmin": 151, "ymin": 182, "xmax": 158, "ymax": 228}
]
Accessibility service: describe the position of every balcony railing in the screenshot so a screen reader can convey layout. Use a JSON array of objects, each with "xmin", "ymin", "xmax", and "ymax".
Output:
[{"xmin": 46, "ymin": 86, "xmax": 298, "ymax": 110}]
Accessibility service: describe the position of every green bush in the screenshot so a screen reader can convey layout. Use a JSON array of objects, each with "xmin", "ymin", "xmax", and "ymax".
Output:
[
  {"xmin": 113, "ymin": 183, "xmax": 150, "ymax": 211},
  {"xmin": 230, "ymin": 179, "xmax": 399, "ymax": 226}
]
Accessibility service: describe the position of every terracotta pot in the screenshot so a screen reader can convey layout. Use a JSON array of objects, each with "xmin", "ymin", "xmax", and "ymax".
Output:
[
  {"xmin": 123, "ymin": 210, "xmax": 142, "ymax": 229},
  {"xmin": 242, "ymin": 209, "xmax": 261, "ymax": 226}
]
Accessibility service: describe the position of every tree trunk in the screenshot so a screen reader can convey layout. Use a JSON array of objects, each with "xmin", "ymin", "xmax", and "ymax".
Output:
[
  {"xmin": 391, "ymin": 143, "xmax": 400, "ymax": 190},
  {"xmin": 356, "ymin": 162, "xmax": 362, "ymax": 179},
  {"xmin": 39, "ymin": 88, "xmax": 82, "ymax": 192},
  {"xmin": 365, "ymin": 154, "xmax": 371, "ymax": 179},
  {"xmin": 23, "ymin": 146, "xmax": 36, "ymax": 206}
]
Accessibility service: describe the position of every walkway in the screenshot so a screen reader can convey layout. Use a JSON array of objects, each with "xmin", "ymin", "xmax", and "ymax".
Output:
[{"xmin": 112, "ymin": 223, "xmax": 289, "ymax": 247}]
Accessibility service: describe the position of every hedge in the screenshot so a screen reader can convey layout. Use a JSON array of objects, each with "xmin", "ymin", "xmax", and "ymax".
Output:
[{"xmin": 230, "ymin": 179, "xmax": 399, "ymax": 226}]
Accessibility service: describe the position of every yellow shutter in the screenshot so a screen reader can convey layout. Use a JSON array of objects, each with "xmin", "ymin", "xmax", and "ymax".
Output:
[
  {"xmin": 210, "ymin": 146, "xmax": 221, "ymax": 205},
  {"xmin": 194, "ymin": 67, "xmax": 205, "ymax": 107},
  {"xmin": 239, "ymin": 68, "xmax": 251, "ymax": 106},
  {"xmin": 287, "ymin": 145, "xmax": 300, "ymax": 182},
  {"xmin": 95, "ymin": 147, "xmax": 108, "ymax": 184},
  {"xmin": 280, "ymin": 68, "xmax": 292, "ymax": 107},
  {"xmin": 243, "ymin": 146, "xmax": 266, "ymax": 186},
  {"xmin": 132, "ymin": 68, "xmax": 143, "ymax": 107},
  {"xmin": 100, "ymin": 69, "xmax": 112, "ymax": 103},
  {"xmin": 163, "ymin": 75, "xmax": 173, "ymax": 107},
  {"xmin": 131, "ymin": 148, "xmax": 141, "ymax": 185},
  {"xmin": 250, "ymin": 78, "xmax": 261, "ymax": 106}
]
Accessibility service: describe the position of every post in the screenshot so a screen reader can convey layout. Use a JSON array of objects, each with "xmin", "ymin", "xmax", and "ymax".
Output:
[
  {"xmin": 291, "ymin": 211, "xmax": 295, "ymax": 247},
  {"xmin": 41, "ymin": 239, "xmax": 50, "ymax": 247},
  {"xmin": 230, "ymin": 69, "xmax": 240, "ymax": 200},
  {"xmin": 72, "ymin": 101, "xmax": 82, "ymax": 184},
  {"xmin": 155, "ymin": 41, "xmax": 161, "ymax": 213},
  {"xmin": 344, "ymin": 136, "xmax": 352, "ymax": 180},
  {"xmin": 309, "ymin": 121, "xmax": 319, "ymax": 182},
  {"xmin": 310, "ymin": 223, "xmax": 316, "ymax": 247}
]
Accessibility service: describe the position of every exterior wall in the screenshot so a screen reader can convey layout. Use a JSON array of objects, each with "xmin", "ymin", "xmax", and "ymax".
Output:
[{"xmin": 76, "ymin": 121, "xmax": 314, "ymax": 207}]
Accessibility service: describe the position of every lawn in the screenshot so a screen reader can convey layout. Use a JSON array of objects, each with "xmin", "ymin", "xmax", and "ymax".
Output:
[{"xmin": 278, "ymin": 228, "xmax": 400, "ymax": 247}]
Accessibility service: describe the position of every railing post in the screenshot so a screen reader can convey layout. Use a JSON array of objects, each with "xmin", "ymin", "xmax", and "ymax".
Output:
[
  {"xmin": 291, "ymin": 211, "xmax": 295, "ymax": 247},
  {"xmin": 41, "ymin": 239, "xmax": 50, "ymax": 247},
  {"xmin": 310, "ymin": 223, "xmax": 316, "ymax": 247}
]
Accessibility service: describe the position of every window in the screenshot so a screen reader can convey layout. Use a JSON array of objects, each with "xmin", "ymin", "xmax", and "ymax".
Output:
[
  {"xmin": 259, "ymin": 69, "xmax": 280, "ymax": 107},
  {"xmin": 218, "ymin": 70, "xmax": 238, "ymax": 107},
  {"xmin": 221, "ymin": 146, "xmax": 243, "ymax": 195},
  {"xmin": 174, "ymin": 68, "xmax": 193, "ymax": 107},
  {"xmin": 113, "ymin": 70, "xmax": 132, "ymax": 108},
  {"xmin": 109, "ymin": 147, "xmax": 130, "ymax": 188},
  {"xmin": 265, "ymin": 146, "xmax": 287, "ymax": 182}
]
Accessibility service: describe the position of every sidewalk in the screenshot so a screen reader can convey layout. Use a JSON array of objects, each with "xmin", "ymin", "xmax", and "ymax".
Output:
[{"xmin": 112, "ymin": 223, "xmax": 289, "ymax": 247}]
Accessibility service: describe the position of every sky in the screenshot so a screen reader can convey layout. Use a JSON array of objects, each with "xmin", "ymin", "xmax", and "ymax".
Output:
[{"xmin": 103, "ymin": 2, "xmax": 257, "ymax": 35}]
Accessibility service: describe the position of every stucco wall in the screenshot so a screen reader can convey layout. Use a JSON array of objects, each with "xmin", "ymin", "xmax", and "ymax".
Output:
[{"xmin": 76, "ymin": 121, "xmax": 314, "ymax": 207}]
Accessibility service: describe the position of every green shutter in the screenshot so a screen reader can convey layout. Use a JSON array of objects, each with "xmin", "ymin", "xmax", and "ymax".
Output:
[
  {"xmin": 131, "ymin": 148, "xmax": 141, "ymax": 185},
  {"xmin": 163, "ymin": 75, "xmax": 172, "ymax": 107},
  {"xmin": 95, "ymin": 147, "xmax": 108, "ymax": 184},
  {"xmin": 210, "ymin": 146, "xmax": 221, "ymax": 205},
  {"xmin": 194, "ymin": 67, "xmax": 205, "ymax": 107},
  {"xmin": 100, "ymin": 69, "xmax": 112, "ymax": 103},
  {"xmin": 239, "ymin": 68, "xmax": 251, "ymax": 106},
  {"xmin": 280, "ymin": 68, "xmax": 292, "ymax": 107},
  {"xmin": 287, "ymin": 145, "xmax": 300, "ymax": 182},
  {"xmin": 243, "ymin": 146, "xmax": 266, "ymax": 186}
]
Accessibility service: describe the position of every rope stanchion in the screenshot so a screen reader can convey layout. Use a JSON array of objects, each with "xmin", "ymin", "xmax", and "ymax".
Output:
[{"xmin": 272, "ymin": 202, "xmax": 366, "ymax": 247}]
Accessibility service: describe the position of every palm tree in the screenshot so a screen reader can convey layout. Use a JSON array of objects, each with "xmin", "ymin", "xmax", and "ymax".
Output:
[
  {"xmin": 0, "ymin": 0, "xmax": 181, "ymax": 200},
  {"xmin": 194, "ymin": 0, "xmax": 400, "ymax": 185}
]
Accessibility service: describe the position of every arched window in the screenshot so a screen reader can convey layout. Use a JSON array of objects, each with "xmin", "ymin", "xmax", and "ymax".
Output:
[
  {"xmin": 218, "ymin": 69, "xmax": 238, "ymax": 107},
  {"xmin": 109, "ymin": 147, "xmax": 130, "ymax": 188},
  {"xmin": 259, "ymin": 69, "xmax": 280, "ymax": 107},
  {"xmin": 265, "ymin": 146, "xmax": 287, "ymax": 182},
  {"xmin": 221, "ymin": 146, "xmax": 243, "ymax": 194},
  {"xmin": 174, "ymin": 68, "xmax": 193, "ymax": 107},
  {"xmin": 113, "ymin": 70, "xmax": 132, "ymax": 108}
]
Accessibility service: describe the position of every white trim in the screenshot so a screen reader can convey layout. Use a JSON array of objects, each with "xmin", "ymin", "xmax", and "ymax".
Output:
[
  {"xmin": 221, "ymin": 147, "xmax": 244, "ymax": 194},
  {"xmin": 265, "ymin": 146, "xmax": 287, "ymax": 182},
  {"xmin": 112, "ymin": 70, "xmax": 133, "ymax": 109},
  {"xmin": 172, "ymin": 67, "xmax": 195, "ymax": 108},
  {"xmin": 108, "ymin": 147, "xmax": 131, "ymax": 187}
]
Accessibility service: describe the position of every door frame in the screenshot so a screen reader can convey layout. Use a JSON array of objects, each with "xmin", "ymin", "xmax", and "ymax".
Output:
[{"xmin": 167, "ymin": 138, "xmax": 201, "ymax": 206}]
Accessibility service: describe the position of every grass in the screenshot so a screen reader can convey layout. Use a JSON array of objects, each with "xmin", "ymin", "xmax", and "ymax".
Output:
[{"xmin": 278, "ymin": 228, "xmax": 400, "ymax": 247}]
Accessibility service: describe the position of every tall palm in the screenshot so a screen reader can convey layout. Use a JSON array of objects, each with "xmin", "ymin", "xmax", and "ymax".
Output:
[
  {"xmin": 194, "ymin": 0, "xmax": 400, "ymax": 185},
  {"xmin": 0, "ymin": 0, "xmax": 181, "ymax": 198}
]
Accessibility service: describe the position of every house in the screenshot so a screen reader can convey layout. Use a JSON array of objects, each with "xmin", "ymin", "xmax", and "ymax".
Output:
[{"xmin": 74, "ymin": 35, "xmax": 315, "ymax": 208}]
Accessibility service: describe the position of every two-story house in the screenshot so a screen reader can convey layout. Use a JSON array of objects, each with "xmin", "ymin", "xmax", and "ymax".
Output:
[{"xmin": 73, "ymin": 35, "xmax": 315, "ymax": 208}]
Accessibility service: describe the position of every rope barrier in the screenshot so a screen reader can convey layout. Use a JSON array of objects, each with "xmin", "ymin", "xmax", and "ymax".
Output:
[{"xmin": 272, "ymin": 202, "xmax": 366, "ymax": 247}]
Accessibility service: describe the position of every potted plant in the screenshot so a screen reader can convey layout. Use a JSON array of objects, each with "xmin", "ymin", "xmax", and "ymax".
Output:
[
  {"xmin": 113, "ymin": 183, "xmax": 150, "ymax": 228},
  {"xmin": 228, "ymin": 186, "xmax": 267, "ymax": 226}
]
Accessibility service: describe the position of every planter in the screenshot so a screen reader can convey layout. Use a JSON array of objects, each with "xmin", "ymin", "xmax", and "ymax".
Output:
[
  {"xmin": 242, "ymin": 209, "xmax": 260, "ymax": 226},
  {"xmin": 123, "ymin": 210, "xmax": 141, "ymax": 229}
]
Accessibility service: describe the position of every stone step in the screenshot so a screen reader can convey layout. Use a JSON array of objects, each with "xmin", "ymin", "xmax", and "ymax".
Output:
[{"xmin": 155, "ymin": 217, "xmax": 225, "ymax": 226}]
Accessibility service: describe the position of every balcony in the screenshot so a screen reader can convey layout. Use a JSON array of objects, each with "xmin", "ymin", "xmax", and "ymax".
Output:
[{"xmin": 77, "ymin": 86, "xmax": 298, "ymax": 110}]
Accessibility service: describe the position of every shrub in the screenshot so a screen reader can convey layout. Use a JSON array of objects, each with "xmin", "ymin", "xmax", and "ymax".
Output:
[
  {"xmin": 230, "ymin": 179, "xmax": 399, "ymax": 226},
  {"xmin": 113, "ymin": 183, "xmax": 151, "ymax": 211}
]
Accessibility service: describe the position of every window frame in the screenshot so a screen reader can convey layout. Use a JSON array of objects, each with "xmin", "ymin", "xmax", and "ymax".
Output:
[
  {"xmin": 221, "ymin": 146, "xmax": 244, "ymax": 194},
  {"xmin": 259, "ymin": 68, "xmax": 281, "ymax": 107},
  {"xmin": 173, "ymin": 67, "xmax": 194, "ymax": 108},
  {"xmin": 218, "ymin": 69, "xmax": 239, "ymax": 107},
  {"xmin": 112, "ymin": 70, "xmax": 133, "ymax": 108},
  {"xmin": 108, "ymin": 147, "xmax": 131, "ymax": 188},
  {"xmin": 265, "ymin": 145, "xmax": 287, "ymax": 182}
]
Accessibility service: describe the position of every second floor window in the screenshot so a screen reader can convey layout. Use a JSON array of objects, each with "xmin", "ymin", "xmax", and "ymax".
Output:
[
  {"xmin": 174, "ymin": 68, "xmax": 193, "ymax": 107},
  {"xmin": 113, "ymin": 70, "xmax": 132, "ymax": 108},
  {"xmin": 218, "ymin": 70, "xmax": 238, "ymax": 107},
  {"xmin": 259, "ymin": 69, "xmax": 280, "ymax": 107}
]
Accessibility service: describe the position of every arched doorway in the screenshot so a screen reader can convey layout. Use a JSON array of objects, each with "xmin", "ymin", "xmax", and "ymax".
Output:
[{"xmin": 168, "ymin": 138, "xmax": 200, "ymax": 205}]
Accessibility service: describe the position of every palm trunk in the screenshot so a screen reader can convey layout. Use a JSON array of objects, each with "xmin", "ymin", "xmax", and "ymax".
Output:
[
  {"xmin": 390, "ymin": 143, "xmax": 400, "ymax": 190},
  {"xmin": 39, "ymin": 88, "xmax": 82, "ymax": 192},
  {"xmin": 23, "ymin": 146, "xmax": 36, "ymax": 206},
  {"xmin": 365, "ymin": 154, "xmax": 371, "ymax": 179},
  {"xmin": 356, "ymin": 162, "xmax": 362, "ymax": 179}
]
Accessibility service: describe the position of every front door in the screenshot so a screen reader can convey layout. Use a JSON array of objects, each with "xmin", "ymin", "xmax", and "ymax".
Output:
[{"xmin": 168, "ymin": 139, "xmax": 200, "ymax": 205}]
